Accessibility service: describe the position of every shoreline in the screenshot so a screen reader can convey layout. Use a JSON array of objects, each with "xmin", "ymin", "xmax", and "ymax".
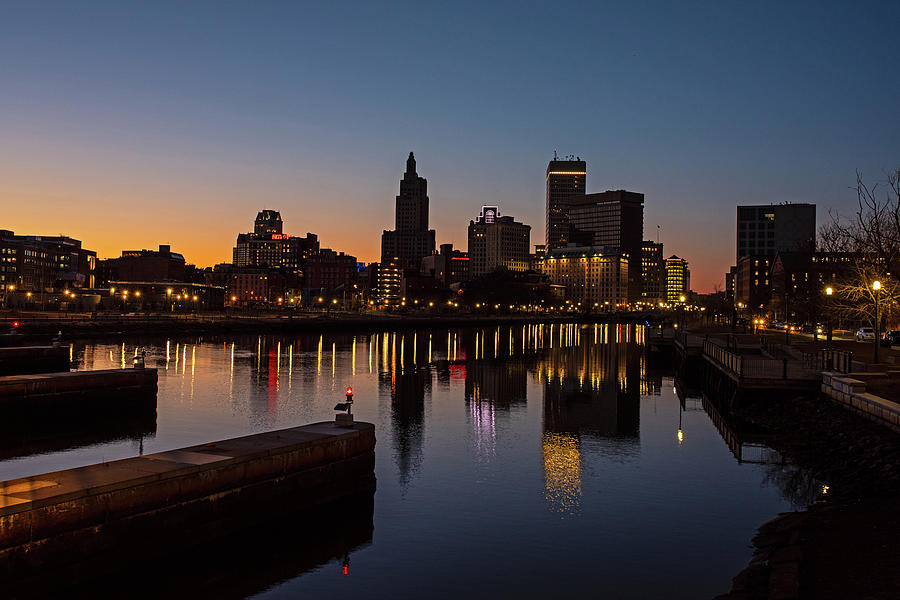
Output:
[{"xmin": 715, "ymin": 391, "xmax": 900, "ymax": 599}]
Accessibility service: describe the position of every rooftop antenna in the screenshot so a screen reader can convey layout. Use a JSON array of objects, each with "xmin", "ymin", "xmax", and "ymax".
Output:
[
  {"xmin": 657, "ymin": 225, "xmax": 660, "ymax": 244},
  {"xmin": 554, "ymin": 149, "xmax": 558, "ymax": 160}
]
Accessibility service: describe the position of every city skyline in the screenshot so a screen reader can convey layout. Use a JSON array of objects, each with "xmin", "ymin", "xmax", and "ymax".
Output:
[{"xmin": 2, "ymin": 1, "xmax": 899, "ymax": 292}]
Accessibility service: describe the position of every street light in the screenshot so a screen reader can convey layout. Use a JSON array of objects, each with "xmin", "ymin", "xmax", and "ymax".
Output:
[
  {"xmin": 825, "ymin": 286, "xmax": 834, "ymax": 345},
  {"xmin": 873, "ymin": 280, "xmax": 882, "ymax": 364}
]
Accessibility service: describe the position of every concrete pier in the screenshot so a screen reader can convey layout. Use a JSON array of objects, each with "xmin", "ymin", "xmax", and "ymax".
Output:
[
  {"xmin": 0, "ymin": 368, "xmax": 158, "ymax": 422},
  {"xmin": 0, "ymin": 422, "xmax": 376, "ymax": 585},
  {"xmin": 0, "ymin": 345, "xmax": 69, "ymax": 375}
]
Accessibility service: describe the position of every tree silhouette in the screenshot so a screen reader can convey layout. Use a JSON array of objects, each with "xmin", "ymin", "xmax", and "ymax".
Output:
[{"xmin": 819, "ymin": 169, "xmax": 900, "ymax": 328}]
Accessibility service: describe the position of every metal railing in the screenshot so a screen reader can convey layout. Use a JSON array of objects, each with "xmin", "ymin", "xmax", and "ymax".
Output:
[
  {"xmin": 703, "ymin": 340, "xmax": 819, "ymax": 381},
  {"xmin": 800, "ymin": 349, "xmax": 854, "ymax": 374},
  {"xmin": 675, "ymin": 330, "xmax": 706, "ymax": 349}
]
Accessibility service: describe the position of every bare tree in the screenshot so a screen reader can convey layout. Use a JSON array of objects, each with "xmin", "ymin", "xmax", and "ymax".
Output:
[{"xmin": 820, "ymin": 169, "xmax": 900, "ymax": 328}]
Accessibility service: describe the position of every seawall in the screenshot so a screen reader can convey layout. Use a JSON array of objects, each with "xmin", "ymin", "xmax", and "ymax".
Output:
[{"xmin": 0, "ymin": 421, "xmax": 376, "ymax": 586}]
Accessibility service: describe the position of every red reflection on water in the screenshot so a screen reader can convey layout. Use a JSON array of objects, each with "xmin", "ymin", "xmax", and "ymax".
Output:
[{"xmin": 268, "ymin": 347, "xmax": 278, "ymax": 416}]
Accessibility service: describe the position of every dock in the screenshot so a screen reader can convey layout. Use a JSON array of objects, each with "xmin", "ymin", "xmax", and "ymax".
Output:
[
  {"xmin": 0, "ymin": 345, "xmax": 69, "ymax": 375},
  {"xmin": 0, "ymin": 368, "xmax": 158, "ymax": 422},
  {"xmin": 0, "ymin": 421, "xmax": 376, "ymax": 585}
]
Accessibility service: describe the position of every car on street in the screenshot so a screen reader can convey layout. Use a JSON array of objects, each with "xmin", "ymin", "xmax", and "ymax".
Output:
[
  {"xmin": 881, "ymin": 330, "xmax": 900, "ymax": 347},
  {"xmin": 856, "ymin": 326, "xmax": 876, "ymax": 341}
]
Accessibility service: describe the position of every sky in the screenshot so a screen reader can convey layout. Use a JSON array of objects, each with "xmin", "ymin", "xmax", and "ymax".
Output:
[{"xmin": 1, "ymin": 1, "xmax": 898, "ymax": 292}]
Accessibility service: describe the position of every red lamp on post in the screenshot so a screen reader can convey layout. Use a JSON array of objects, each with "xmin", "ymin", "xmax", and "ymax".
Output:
[{"xmin": 334, "ymin": 385, "xmax": 354, "ymax": 427}]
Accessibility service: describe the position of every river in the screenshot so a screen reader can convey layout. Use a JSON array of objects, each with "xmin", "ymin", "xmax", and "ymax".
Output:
[{"xmin": 0, "ymin": 322, "xmax": 819, "ymax": 599}]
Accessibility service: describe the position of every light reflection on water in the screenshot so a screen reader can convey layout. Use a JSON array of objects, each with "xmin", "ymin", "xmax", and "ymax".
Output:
[{"xmin": 0, "ymin": 323, "xmax": 816, "ymax": 599}]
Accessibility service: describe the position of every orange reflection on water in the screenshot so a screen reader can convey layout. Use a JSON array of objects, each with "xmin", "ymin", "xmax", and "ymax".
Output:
[{"xmin": 542, "ymin": 431, "xmax": 582, "ymax": 515}]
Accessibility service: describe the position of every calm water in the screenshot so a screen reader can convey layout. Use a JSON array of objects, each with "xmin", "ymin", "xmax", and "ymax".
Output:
[{"xmin": 1, "ymin": 323, "xmax": 818, "ymax": 599}]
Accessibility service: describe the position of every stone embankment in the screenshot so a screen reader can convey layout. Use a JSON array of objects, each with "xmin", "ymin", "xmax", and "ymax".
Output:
[{"xmin": 715, "ymin": 393, "xmax": 900, "ymax": 599}]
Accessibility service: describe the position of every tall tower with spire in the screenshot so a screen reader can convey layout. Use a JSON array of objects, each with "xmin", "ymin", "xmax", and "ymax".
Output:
[
  {"xmin": 380, "ymin": 153, "xmax": 437, "ymax": 302},
  {"xmin": 394, "ymin": 152, "xmax": 430, "ymax": 233}
]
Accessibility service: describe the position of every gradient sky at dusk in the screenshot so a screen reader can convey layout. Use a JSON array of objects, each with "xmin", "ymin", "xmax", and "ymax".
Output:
[{"xmin": 2, "ymin": 1, "xmax": 898, "ymax": 291}]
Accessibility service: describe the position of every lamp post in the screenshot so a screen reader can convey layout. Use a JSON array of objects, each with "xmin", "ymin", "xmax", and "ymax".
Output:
[
  {"xmin": 784, "ymin": 291, "xmax": 790, "ymax": 345},
  {"xmin": 825, "ymin": 286, "xmax": 833, "ymax": 346},
  {"xmin": 873, "ymin": 280, "xmax": 881, "ymax": 364}
]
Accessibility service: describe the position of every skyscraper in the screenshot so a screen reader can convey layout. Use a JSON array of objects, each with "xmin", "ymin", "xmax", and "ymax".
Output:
[
  {"xmin": 381, "ymin": 152, "xmax": 436, "ymax": 270},
  {"xmin": 545, "ymin": 158, "xmax": 586, "ymax": 250},
  {"xmin": 568, "ymin": 190, "xmax": 644, "ymax": 302}
]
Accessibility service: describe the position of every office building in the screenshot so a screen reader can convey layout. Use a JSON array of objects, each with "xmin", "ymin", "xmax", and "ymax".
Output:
[
  {"xmin": 545, "ymin": 157, "xmax": 586, "ymax": 250},
  {"xmin": 665, "ymin": 255, "xmax": 690, "ymax": 302},
  {"xmin": 377, "ymin": 259, "xmax": 403, "ymax": 306},
  {"xmin": 381, "ymin": 152, "xmax": 436, "ymax": 270},
  {"xmin": 736, "ymin": 203, "xmax": 816, "ymax": 261},
  {"xmin": 771, "ymin": 252, "xmax": 856, "ymax": 302},
  {"xmin": 304, "ymin": 248, "xmax": 359, "ymax": 293},
  {"xmin": 233, "ymin": 210, "xmax": 319, "ymax": 272},
  {"xmin": 735, "ymin": 255, "xmax": 772, "ymax": 310},
  {"xmin": 101, "ymin": 244, "xmax": 186, "ymax": 283},
  {"xmin": 225, "ymin": 269, "xmax": 286, "ymax": 307},
  {"xmin": 641, "ymin": 241, "xmax": 665, "ymax": 304},
  {"xmin": 725, "ymin": 265, "xmax": 738, "ymax": 303},
  {"xmin": 540, "ymin": 246, "xmax": 628, "ymax": 307},
  {"xmin": 467, "ymin": 206, "xmax": 531, "ymax": 278},
  {"xmin": 422, "ymin": 243, "xmax": 470, "ymax": 287},
  {"xmin": 0, "ymin": 230, "xmax": 97, "ymax": 292},
  {"xmin": 568, "ymin": 190, "xmax": 644, "ymax": 302}
]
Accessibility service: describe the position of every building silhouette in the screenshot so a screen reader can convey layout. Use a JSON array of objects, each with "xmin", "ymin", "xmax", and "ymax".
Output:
[
  {"xmin": 233, "ymin": 210, "xmax": 319, "ymax": 271},
  {"xmin": 545, "ymin": 158, "xmax": 586, "ymax": 250},
  {"xmin": 421, "ymin": 243, "xmax": 469, "ymax": 287},
  {"xmin": 568, "ymin": 190, "xmax": 644, "ymax": 302},
  {"xmin": 0, "ymin": 230, "xmax": 97, "ymax": 292},
  {"xmin": 736, "ymin": 203, "xmax": 816, "ymax": 262},
  {"xmin": 665, "ymin": 255, "xmax": 690, "ymax": 301},
  {"xmin": 381, "ymin": 153, "xmax": 436, "ymax": 270},
  {"xmin": 102, "ymin": 244, "xmax": 186, "ymax": 283},
  {"xmin": 641, "ymin": 241, "xmax": 665, "ymax": 303},
  {"xmin": 732, "ymin": 203, "xmax": 816, "ymax": 310},
  {"xmin": 540, "ymin": 246, "xmax": 629, "ymax": 307},
  {"xmin": 467, "ymin": 206, "xmax": 531, "ymax": 278},
  {"xmin": 254, "ymin": 209, "xmax": 283, "ymax": 235}
]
